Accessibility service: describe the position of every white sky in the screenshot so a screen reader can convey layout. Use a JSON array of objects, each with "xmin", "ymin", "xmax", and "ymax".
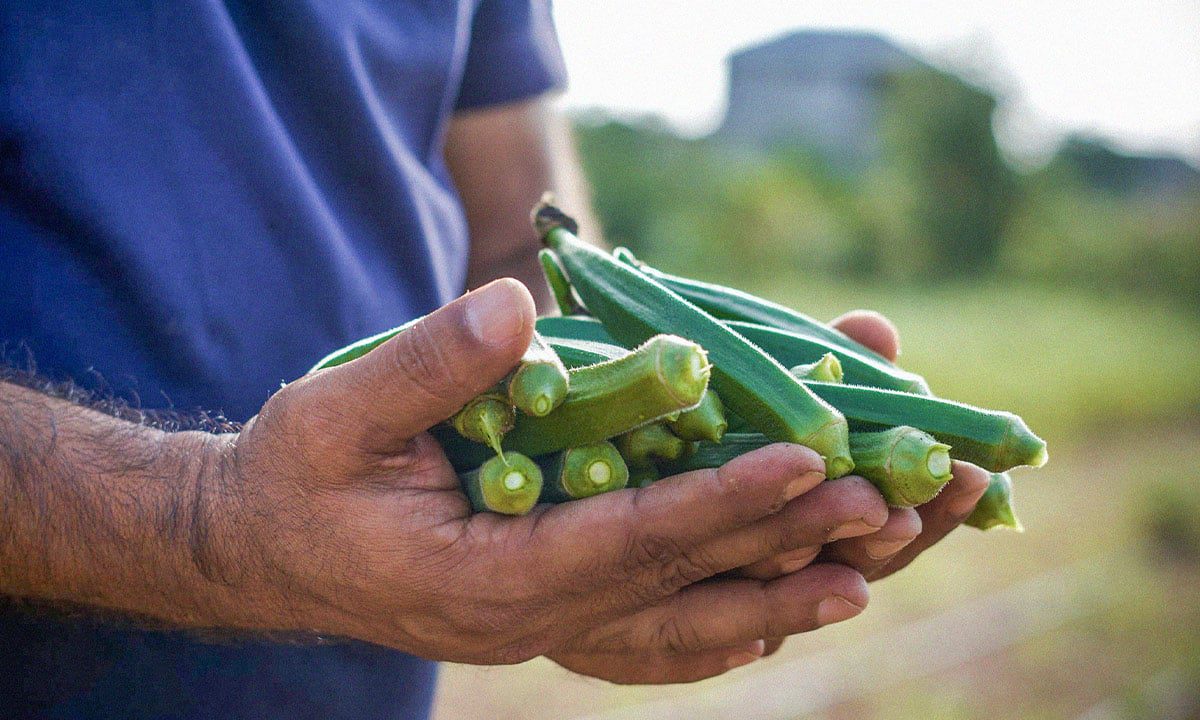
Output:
[{"xmin": 551, "ymin": 0, "xmax": 1200, "ymax": 165}]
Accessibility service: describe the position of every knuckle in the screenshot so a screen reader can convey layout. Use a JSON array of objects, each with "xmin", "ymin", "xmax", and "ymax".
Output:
[
  {"xmin": 654, "ymin": 613, "xmax": 704, "ymax": 654},
  {"xmin": 664, "ymin": 546, "xmax": 718, "ymax": 587},
  {"xmin": 624, "ymin": 532, "xmax": 685, "ymax": 573}
]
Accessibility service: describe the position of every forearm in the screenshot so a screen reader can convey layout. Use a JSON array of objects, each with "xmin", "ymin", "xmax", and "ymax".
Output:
[
  {"xmin": 446, "ymin": 96, "xmax": 602, "ymax": 314},
  {"xmin": 0, "ymin": 381, "xmax": 232, "ymax": 627}
]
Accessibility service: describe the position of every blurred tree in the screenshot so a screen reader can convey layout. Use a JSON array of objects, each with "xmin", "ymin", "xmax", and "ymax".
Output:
[{"xmin": 876, "ymin": 68, "xmax": 1018, "ymax": 276}]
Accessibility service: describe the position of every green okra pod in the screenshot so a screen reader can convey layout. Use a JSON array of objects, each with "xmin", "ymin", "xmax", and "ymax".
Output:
[
  {"xmin": 538, "ymin": 441, "xmax": 630, "ymax": 502},
  {"xmin": 436, "ymin": 334, "xmax": 710, "ymax": 471},
  {"xmin": 536, "ymin": 203, "xmax": 853, "ymax": 478},
  {"xmin": 965, "ymin": 472, "xmax": 1024, "ymax": 532},
  {"xmin": 848, "ymin": 426, "xmax": 953, "ymax": 507},
  {"xmin": 615, "ymin": 422, "xmax": 691, "ymax": 470},
  {"xmin": 450, "ymin": 392, "xmax": 515, "ymax": 457},
  {"xmin": 460, "ymin": 452, "xmax": 544, "ymax": 515},
  {"xmin": 802, "ymin": 382, "xmax": 1048, "ymax": 473},
  {"xmin": 612, "ymin": 248, "xmax": 891, "ymax": 364},
  {"xmin": 668, "ymin": 389, "xmax": 728, "ymax": 442},
  {"xmin": 507, "ymin": 332, "xmax": 570, "ymax": 417},
  {"xmin": 791, "ymin": 353, "xmax": 844, "ymax": 384},
  {"xmin": 538, "ymin": 248, "xmax": 586, "ymax": 316}
]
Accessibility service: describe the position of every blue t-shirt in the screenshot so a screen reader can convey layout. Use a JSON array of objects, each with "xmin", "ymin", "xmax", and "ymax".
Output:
[{"xmin": 0, "ymin": 1, "xmax": 564, "ymax": 717}]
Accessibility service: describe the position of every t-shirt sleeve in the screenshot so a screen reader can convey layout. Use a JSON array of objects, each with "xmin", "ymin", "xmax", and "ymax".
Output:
[{"xmin": 454, "ymin": 0, "xmax": 567, "ymax": 110}]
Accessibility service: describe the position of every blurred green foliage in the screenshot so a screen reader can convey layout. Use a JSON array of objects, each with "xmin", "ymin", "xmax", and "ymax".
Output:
[{"xmin": 573, "ymin": 67, "xmax": 1200, "ymax": 306}]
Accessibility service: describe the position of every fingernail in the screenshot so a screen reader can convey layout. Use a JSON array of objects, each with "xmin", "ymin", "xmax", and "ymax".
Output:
[
  {"xmin": 465, "ymin": 280, "xmax": 528, "ymax": 348},
  {"xmin": 817, "ymin": 596, "xmax": 863, "ymax": 626},
  {"xmin": 863, "ymin": 537, "xmax": 912, "ymax": 560},
  {"xmin": 828, "ymin": 518, "xmax": 880, "ymax": 541},
  {"xmin": 777, "ymin": 546, "xmax": 820, "ymax": 574},
  {"xmin": 724, "ymin": 640, "xmax": 766, "ymax": 669},
  {"xmin": 783, "ymin": 470, "xmax": 825, "ymax": 502}
]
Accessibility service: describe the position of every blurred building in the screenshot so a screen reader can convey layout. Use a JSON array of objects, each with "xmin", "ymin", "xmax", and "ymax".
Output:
[
  {"xmin": 1054, "ymin": 136, "xmax": 1200, "ymax": 199},
  {"xmin": 714, "ymin": 30, "xmax": 921, "ymax": 169}
]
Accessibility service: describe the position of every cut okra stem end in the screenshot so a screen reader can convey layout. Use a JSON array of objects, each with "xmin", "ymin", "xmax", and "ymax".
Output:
[
  {"xmin": 462, "ymin": 452, "xmax": 544, "ymax": 515},
  {"xmin": 926, "ymin": 444, "xmax": 953, "ymax": 479},
  {"xmin": 556, "ymin": 441, "xmax": 630, "ymax": 498},
  {"xmin": 586, "ymin": 459, "xmax": 613, "ymax": 487},
  {"xmin": 510, "ymin": 363, "xmax": 570, "ymax": 418},
  {"xmin": 451, "ymin": 395, "xmax": 516, "ymax": 457},
  {"xmin": 648, "ymin": 336, "xmax": 711, "ymax": 408}
]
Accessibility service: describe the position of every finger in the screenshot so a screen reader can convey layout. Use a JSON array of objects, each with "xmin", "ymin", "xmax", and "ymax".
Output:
[
  {"xmin": 307, "ymin": 279, "xmax": 535, "ymax": 447},
  {"xmin": 762, "ymin": 637, "xmax": 786, "ymax": 657},
  {"xmin": 870, "ymin": 461, "xmax": 991, "ymax": 580},
  {"xmin": 820, "ymin": 507, "xmax": 922, "ymax": 580},
  {"xmin": 524, "ymin": 444, "xmax": 826, "ymax": 606},
  {"xmin": 737, "ymin": 545, "xmax": 820, "ymax": 582},
  {"xmin": 550, "ymin": 640, "xmax": 766, "ymax": 685},
  {"xmin": 830, "ymin": 310, "xmax": 900, "ymax": 362},
  {"xmin": 562, "ymin": 564, "xmax": 868, "ymax": 654},
  {"xmin": 718, "ymin": 476, "xmax": 888, "ymax": 581}
]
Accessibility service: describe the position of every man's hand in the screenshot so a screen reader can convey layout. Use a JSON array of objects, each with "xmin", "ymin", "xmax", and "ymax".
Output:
[
  {"xmin": 180, "ymin": 280, "xmax": 886, "ymax": 665},
  {"xmin": 545, "ymin": 309, "xmax": 991, "ymax": 683}
]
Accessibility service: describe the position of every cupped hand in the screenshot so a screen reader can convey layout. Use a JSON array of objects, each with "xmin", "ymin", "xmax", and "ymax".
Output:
[
  {"xmin": 754, "ymin": 309, "xmax": 992, "ymax": 659},
  {"xmin": 181, "ymin": 280, "xmax": 885, "ymax": 670}
]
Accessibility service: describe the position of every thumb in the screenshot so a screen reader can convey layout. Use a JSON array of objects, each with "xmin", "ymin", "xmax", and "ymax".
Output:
[{"xmin": 308, "ymin": 278, "xmax": 535, "ymax": 451}]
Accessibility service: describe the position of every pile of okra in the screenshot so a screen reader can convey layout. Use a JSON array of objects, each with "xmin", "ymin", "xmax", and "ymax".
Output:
[{"xmin": 310, "ymin": 201, "xmax": 1045, "ymax": 531}]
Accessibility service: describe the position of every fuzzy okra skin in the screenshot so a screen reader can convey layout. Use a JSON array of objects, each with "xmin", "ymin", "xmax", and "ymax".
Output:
[
  {"xmin": 460, "ymin": 452, "xmax": 544, "ymax": 515},
  {"xmin": 612, "ymin": 247, "xmax": 891, "ymax": 363},
  {"xmin": 537, "ymin": 207, "xmax": 853, "ymax": 478},
  {"xmin": 507, "ymin": 332, "xmax": 570, "ymax": 417},
  {"xmin": 536, "ymin": 315, "xmax": 616, "ymax": 345},
  {"xmin": 538, "ymin": 248, "xmax": 585, "ymax": 316},
  {"xmin": 848, "ymin": 426, "xmax": 953, "ymax": 507},
  {"xmin": 803, "ymin": 382, "xmax": 1048, "ymax": 473},
  {"xmin": 450, "ymin": 392, "xmax": 515, "ymax": 456},
  {"xmin": 538, "ymin": 441, "xmax": 630, "ymax": 502},
  {"xmin": 668, "ymin": 389, "xmax": 728, "ymax": 442},
  {"xmin": 615, "ymin": 422, "xmax": 691, "ymax": 470},
  {"xmin": 791, "ymin": 353, "xmax": 844, "ymax": 384},
  {"xmin": 965, "ymin": 472, "xmax": 1024, "ymax": 531},
  {"xmin": 728, "ymin": 321, "xmax": 930, "ymax": 395},
  {"xmin": 662, "ymin": 430, "xmax": 951, "ymax": 510},
  {"xmin": 542, "ymin": 336, "xmax": 628, "ymax": 369},
  {"xmin": 539, "ymin": 314, "xmax": 929, "ymax": 395},
  {"xmin": 436, "ymin": 334, "xmax": 710, "ymax": 471}
]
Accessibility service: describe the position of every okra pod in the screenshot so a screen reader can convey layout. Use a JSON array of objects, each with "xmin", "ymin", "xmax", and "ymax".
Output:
[
  {"xmin": 615, "ymin": 422, "xmax": 691, "ymax": 470},
  {"xmin": 507, "ymin": 332, "xmax": 570, "ymax": 417},
  {"xmin": 965, "ymin": 472, "xmax": 1024, "ymax": 531},
  {"xmin": 536, "ymin": 203, "xmax": 853, "ymax": 478},
  {"xmin": 538, "ymin": 441, "xmax": 630, "ymax": 502},
  {"xmin": 538, "ymin": 248, "xmax": 585, "ymax": 316},
  {"xmin": 436, "ymin": 334, "xmax": 710, "ymax": 470},
  {"xmin": 450, "ymin": 392, "xmax": 515, "ymax": 456},
  {"xmin": 791, "ymin": 353, "xmax": 844, "ymax": 384},
  {"xmin": 460, "ymin": 452, "xmax": 544, "ymax": 515},
  {"xmin": 613, "ymin": 248, "xmax": 891, "ymax": 363},
  {"xmin": 848, "ymin": 426, "xmax": 953, "ymax": 507},
  {"xmin": 668, "ymin": 389, "xmax": 728, "ymax": 442},
  {"xmin": 803, "ymin": 382, "xmax": 1048, "ymax": 473}
]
